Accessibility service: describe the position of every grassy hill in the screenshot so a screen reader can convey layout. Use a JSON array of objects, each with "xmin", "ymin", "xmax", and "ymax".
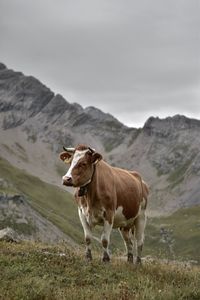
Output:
[
  {"xmin": 146, "ymin": 206, "xmax": 200, "ymax": 263},
  {"xmin": 0, "ymin": 241, "xmax": 199, "ymax": 300},
  {"xmin": 0, "ymin": 156, "xmax": 199, "ymax": 264}
]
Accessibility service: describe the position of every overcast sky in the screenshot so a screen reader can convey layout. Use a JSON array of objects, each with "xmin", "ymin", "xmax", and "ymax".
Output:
[{"xmin": 0, "ymin": 0, "xmax": 200, "ymax": 127}]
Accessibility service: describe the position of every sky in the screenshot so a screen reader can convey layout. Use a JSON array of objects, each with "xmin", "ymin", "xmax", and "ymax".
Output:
[{"xmin": 0, "ymin": 0, "xmax": 200, "ymax": 128}]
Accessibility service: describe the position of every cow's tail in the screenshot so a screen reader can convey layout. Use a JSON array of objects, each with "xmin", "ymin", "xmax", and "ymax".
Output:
[{"xmin": 141, "ymin": 180, "xmax": 149, "ymax": 209}]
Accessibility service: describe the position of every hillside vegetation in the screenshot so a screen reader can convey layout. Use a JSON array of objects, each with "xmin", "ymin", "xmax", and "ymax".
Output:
[
  {"xmin": 0, "ymin": 241, "xmax": 200, "ymax": 300},
  {"xmin": 146, "ymin": 206, "xmax": 200, "ymax": 264}
]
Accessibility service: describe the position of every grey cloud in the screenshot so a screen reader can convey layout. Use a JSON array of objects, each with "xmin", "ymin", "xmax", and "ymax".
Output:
[{"xmin": 0, "ymin": 0, "xmax": 199, "ymax": 127}]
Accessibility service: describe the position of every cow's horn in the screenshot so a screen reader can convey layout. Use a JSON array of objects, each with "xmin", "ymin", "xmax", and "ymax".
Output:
[
  {"xmin": 88, "ymin": 147, "xmax": 95, "ymax": 153},
  {"xmin": 63, "ymin": 146, "xmax": 75, "ymax": 152}
]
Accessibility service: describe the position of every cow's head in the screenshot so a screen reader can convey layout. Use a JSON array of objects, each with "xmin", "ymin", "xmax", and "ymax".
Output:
[{"xmin": 59, "ymin": 144, "xmax": 102, "ymax": 187}]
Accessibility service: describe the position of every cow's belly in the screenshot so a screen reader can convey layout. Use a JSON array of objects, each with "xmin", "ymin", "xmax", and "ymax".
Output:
[
  {"xmin": 81, "ymin": 205, "xmax": 140, "ymax": 228},
  {"xmin": 81, "ymin": 206, "xmax": 105, "ymax": 226},
  {"xmin": 113, "ymin": 206, "xmax": 140, "ymax": 228}
]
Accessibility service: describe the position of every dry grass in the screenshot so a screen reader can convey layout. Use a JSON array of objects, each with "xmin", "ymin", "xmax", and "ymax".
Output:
[{"xmin": 0, "ymin": 241, "xmax": 200, "ymax": 300}]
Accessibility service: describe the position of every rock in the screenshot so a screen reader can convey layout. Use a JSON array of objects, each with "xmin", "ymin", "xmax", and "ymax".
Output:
[
  {"xmin": 0, "ymin": 63, "xmax": 6, "ymax": 70},
  {"xmin": 0, "ymin": 66, "xmax": 54, "ymax": 128},
  {"xmin": 0, "ymin": 62, "xmax": 135, "ymax": 149},
  {"xmin": 0, "ymin": 227, "xmax": 20, "ymax": 242},
  {"xmin": 144, "ymin": 115, "xmax": 200, "ymax": 137},
  {"xmin": 0, "ymin": 193, "xmax": 77, "ymax": 245}
]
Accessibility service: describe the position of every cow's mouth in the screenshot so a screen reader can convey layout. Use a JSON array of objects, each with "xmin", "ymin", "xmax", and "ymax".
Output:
[
  {"xmin": 63, "ymin": 181, "xmax": 73, "ymax": 187},
  {"xmin": 62, "ymin": 177, "xmax": 73, "ymax": 187}
]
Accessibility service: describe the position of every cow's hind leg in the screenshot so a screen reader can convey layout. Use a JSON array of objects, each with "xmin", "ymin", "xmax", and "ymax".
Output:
[
  {"xmin": 134, "ymin": 208, "xmax": 146, "ymax": 264},
  {"xmin": 119, "ymin": 227, "xmax": 134, "ymax": 263},
  {"xmin": 78, "ymin": 207, "xmax": 92, "ymax": 261},
  {"xmin": 101, "ymin": 211, "xmax": 113, "ymax": 262}
]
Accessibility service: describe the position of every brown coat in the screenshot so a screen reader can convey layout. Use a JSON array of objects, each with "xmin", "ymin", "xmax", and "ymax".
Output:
[{"xmin": 75, "ymin": 160, "xmax": 149, "ymax": 227}]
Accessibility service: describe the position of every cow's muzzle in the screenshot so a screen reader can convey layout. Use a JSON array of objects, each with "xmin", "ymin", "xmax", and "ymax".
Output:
[{"xmin": 62, "ymin": 176, "xmax": 73, "ymax": 186}]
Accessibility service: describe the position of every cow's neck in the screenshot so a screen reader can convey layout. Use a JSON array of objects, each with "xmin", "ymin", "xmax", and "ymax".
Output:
[
  {"xmin": 86, "ymin": 160, "xmax": 111, "ymax": 201},
  {"xmin": 78, "ymin": 164, "xmax": 96, "ymax": 197}
]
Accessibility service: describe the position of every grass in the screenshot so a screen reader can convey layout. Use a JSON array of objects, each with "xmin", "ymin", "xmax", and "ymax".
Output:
[
  {"xmin": 0, "ymin": 241, "xmax": 200, "ymax": 300},
  {"xmin": 146, "ymin": 206, "xmax": 200, "ymax": 263}
]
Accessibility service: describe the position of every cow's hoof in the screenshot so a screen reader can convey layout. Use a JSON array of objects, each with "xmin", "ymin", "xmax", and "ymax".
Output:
[
  {"xmin": 102, "ymin": 252, "xmax": 110, "ymax": 262},
  {"xmin": 86, "ymin": 249, "xmax": 92, "ymax": 261},
  {"xmin": 127, "ymin": 253, "xmax": 133, "ymax": 263},
  {"xmin": 136, "ymin": 256, "xmax": 142, "ymax": 265}
]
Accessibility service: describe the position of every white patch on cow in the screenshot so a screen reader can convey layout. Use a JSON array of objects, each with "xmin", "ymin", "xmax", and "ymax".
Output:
[
  {"xmin": 81, "ymin": 205, "xmax": 105, "ymax": 227},
  {"xmin": 135, "ymin": 208, "xmax": 146, "ymax": 247},
  {"xmin": 101, "ymin": 220, "xmax": 112, "ymax": 248},
  {"xmin": 63, "ymin": 149, "xmax": 88, "ymax": 180},
  {"xmin": 141, "ymin": 197, "xmax": 147, "ymax": 209},
  {"xmin": 78, "ymin": 206, "xmax": 101, "ymax": 243},
  {"xmin": 113, "ymin": 206, "xmax": 140, "ymax": 228},
  {"xmin": 78, "ymin": 207, "xmax": 92, "ymax": 240},
  {"xmin": 113, "ymin": 206, "xmax": 127, "ymax": 228}
]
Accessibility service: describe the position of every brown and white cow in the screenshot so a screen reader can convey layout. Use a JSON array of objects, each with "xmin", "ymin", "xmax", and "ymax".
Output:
[{"xmin": 60, "ymin": 144, "xmax": 149, "ymax": 263}]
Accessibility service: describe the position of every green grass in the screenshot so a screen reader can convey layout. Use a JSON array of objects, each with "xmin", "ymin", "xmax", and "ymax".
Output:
[
  {"xmin": 0, "ymin": 241, "xmax": 199, "ymax": 300},
  {"xmin": 146, "ymin": 206, "xmax": 200, "ymax": 263}
]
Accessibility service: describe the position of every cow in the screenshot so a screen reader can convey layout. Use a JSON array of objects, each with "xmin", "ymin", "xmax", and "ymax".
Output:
[{"xmin": 59, "ymin": 144, "xmax": 149, "ymax": 263}]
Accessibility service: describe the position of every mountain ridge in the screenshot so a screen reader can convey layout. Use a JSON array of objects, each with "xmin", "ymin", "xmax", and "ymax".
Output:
[{"xmin": 0, "ymin": 63, "xmax": 200, "ymax": 216}]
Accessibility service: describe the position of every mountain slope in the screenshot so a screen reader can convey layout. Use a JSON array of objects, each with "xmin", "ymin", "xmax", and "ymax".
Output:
[
  {"xmin": 112, "ymin": 115, "xmax": 200, "ymax": 214},
  {"xmin": 0, "ymin": 157, "xmax": 82, "ymax": 244},
  {"xmin": 146, "ymin": 205, "xmax": 200, "ymax": 263},
  {"xmin": 0, "ymin": 62, "xmax": 134, "ymax": 151},
  {"xmin": 0, "ymin": 63, "xmax": 200, "ymax": 216}
]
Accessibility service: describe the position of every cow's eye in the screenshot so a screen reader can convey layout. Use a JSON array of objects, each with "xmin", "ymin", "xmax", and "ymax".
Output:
[{"xmin": 77, "ymin": 162, "xmax": 86, "ymax": 168}]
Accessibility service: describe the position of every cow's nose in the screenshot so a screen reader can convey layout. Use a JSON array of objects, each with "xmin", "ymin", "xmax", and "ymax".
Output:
[{"xmin": 62, "ymin": 176, "xmax": 73, "ymax": 186}]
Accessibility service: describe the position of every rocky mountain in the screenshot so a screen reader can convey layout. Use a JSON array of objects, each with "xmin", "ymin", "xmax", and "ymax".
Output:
[
  {"xmin": 0, "ymin": 63, "xmax": 200, "ymax": 217},
  {"xmin": 0, "ymin": 62, "xmax": 134, "ymax": 151},
  {"xmin": 0, "ymin": 190, "xmax": 75, "ymax": 245},
  {"xmin": 112, "ymin": 115, "xmax": 200, "ymax": 215}
]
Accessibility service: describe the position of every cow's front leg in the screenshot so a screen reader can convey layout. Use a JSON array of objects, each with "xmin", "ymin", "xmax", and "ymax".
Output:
[
  {"xmin": 101, "ymin": 211, "xmax": 113, "ymax": 262},
  {"xmin": 78, "ymin": 207, "xmax": 92, "ymax": 261}
]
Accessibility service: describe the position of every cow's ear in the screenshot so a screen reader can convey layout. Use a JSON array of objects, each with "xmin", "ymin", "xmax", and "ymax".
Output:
[
  {"xmin": 91, "ymin": 152, "xmax": 102, "ymax": 164},
  {"xmin": 59, "ymin": 152, "xmax": 73, "ymax": 164}
]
